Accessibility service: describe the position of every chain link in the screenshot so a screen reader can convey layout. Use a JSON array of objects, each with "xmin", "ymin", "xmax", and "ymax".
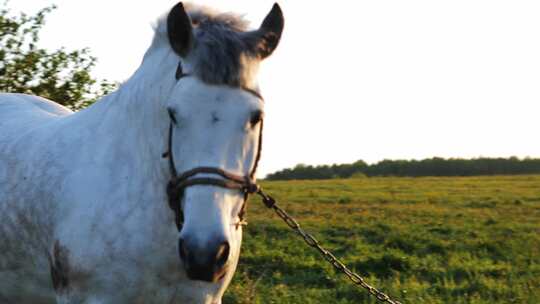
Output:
[{"xmin": 255, "ymin": 188, "xmax": 403, "ymax": 304}]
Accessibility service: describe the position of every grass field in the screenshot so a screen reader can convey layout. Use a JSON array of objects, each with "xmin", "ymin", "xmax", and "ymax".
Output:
[{"xmin": 224, "ymin": 175, "xmax": 540, "ymax": 304}]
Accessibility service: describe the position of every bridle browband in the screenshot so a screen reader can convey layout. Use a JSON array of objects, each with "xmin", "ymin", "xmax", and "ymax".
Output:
[{"xmin": 162, "ymin": 76, "xmax": 264, "ymax": 230}]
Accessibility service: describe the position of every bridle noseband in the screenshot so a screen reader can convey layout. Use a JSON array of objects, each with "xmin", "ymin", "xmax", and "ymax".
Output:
[
  {"xmin": 165, "ymin": 165, "xmax": 260, "ymax": 230},
  {"xmin": 162, "ymin": 75, "xmax": 264, "ymax": 230}
]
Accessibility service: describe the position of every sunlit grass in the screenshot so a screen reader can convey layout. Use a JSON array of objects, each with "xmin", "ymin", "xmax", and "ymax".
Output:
[{"xmin": 225, "ymin": 175, "xmax": 540, "ymax": 303}]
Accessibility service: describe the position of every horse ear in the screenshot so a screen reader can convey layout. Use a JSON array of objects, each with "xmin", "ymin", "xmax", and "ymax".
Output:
[
  {"xmin": 167, "ymin": 2, "xmax": 194, "ymax": 57},
  {"xmin": 245, "ymin": 3, "xmax": 284, "ymax": 59}
]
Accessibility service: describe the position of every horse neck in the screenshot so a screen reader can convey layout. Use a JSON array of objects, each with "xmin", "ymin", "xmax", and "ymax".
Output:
[{"xmin": 78, "ymin": 49, "xmax": 178, "ymax": 181}]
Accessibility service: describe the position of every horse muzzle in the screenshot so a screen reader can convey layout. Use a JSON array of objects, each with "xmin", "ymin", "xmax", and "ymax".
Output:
[{"xmin": 178, "ymin": 237, "xmax": 231, "ymax": 283}]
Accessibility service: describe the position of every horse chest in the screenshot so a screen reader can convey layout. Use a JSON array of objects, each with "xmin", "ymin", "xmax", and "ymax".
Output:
[{"xmin": 51, "ymin": 203, "xmax": 189, "ymax": 302}]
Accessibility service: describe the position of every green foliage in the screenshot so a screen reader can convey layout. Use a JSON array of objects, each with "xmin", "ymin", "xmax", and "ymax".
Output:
[
  {"xmin": 226, "ymin": 175, "xmax": 540, "ymax": 303},
  {"xmin": 266, "ymin": 157, "xmax": 540, "ymax": 180},
  {"xmin": 0, "ymin": 1, "xmax": 115, "ymax": 110}
]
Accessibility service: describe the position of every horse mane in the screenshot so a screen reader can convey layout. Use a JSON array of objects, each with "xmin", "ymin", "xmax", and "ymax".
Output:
[{"xmin": 150, "ymin": 3, "xmax": 259, "ymax": 88}]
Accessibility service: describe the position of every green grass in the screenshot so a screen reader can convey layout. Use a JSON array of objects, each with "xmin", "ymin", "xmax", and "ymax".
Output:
[{"xmin": 224, "ymin": 175, "xmax": 540, "ymax": 303}]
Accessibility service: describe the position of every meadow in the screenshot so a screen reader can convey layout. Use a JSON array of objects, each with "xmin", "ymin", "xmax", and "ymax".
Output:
[{"xmin": 224, "ymin": 175, "xmax": 540, "ymax": 303}]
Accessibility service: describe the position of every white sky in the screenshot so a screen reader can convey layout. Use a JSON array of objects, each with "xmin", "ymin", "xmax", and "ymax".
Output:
[{"xmin": 10, "ymin": 0, "xmax": 540, "ymax": 177}]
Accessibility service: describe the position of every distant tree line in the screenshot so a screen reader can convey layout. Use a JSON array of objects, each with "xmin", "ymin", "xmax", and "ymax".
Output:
[{"xmin": 265, "ymin": 157, "xmax": 540, "ymax": 180}]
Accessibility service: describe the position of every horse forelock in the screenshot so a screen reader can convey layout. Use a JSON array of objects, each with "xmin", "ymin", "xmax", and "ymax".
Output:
[{"xmin": 150, "ymin": 3, "xmax": 260, "ymax": 89}]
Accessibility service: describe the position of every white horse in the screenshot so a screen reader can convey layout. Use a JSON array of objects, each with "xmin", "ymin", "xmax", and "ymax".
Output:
[{"xmin": 0, "ymin": 2, "xmax": 283, "ymax": 303}]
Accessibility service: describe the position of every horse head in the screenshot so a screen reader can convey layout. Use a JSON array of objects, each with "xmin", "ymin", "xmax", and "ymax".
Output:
[{"xmin": 163, "ymin": 2, "xmax": 284, "ymax": 284}]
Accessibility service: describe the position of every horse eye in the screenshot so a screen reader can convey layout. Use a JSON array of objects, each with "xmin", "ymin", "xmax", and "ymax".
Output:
[
  {"xmin": 250, "ymin": 110, "xmax": 263, "ymax": 127},
  {"xmin": 168, "ymin": 108, "xmax": 178, "ymax": 124},
  {"xmin": 175, "ymin": 62, "xmax": 184, "ymax": 80}
]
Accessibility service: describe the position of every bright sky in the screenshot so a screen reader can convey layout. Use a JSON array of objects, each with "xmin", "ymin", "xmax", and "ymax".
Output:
[{"xmin": 11, "ymin": 0, "xmax": 540, "ymax": 177}]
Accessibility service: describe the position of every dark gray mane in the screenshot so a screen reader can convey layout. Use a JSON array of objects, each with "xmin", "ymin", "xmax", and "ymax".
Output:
[
  {"xmin": 183, "ymin": 4, "xmax": 258, "ymax": 88},
  {"xmin": 153, "ymin": 3, "xmax": 283, "ymax": 89}
]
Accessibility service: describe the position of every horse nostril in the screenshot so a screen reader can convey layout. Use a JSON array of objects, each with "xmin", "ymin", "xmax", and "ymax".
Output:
[
  {"xmin": 178, "ymin": 238, "xmax": 188, "ymax": 263},
  {"xmin": 215, "ymin": 241, "xmax": 230, "ymax": 268}
]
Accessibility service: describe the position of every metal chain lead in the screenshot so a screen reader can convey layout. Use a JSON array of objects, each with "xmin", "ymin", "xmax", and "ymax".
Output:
[{"xmin": 255, "ymin": 188, "xmax": 403, "ymax": 304}]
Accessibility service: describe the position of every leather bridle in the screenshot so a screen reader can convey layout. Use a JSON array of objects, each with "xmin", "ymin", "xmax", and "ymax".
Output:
[{"xmin": 162, "ymin": 81, "xmax": 264, "ymax": 231}]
